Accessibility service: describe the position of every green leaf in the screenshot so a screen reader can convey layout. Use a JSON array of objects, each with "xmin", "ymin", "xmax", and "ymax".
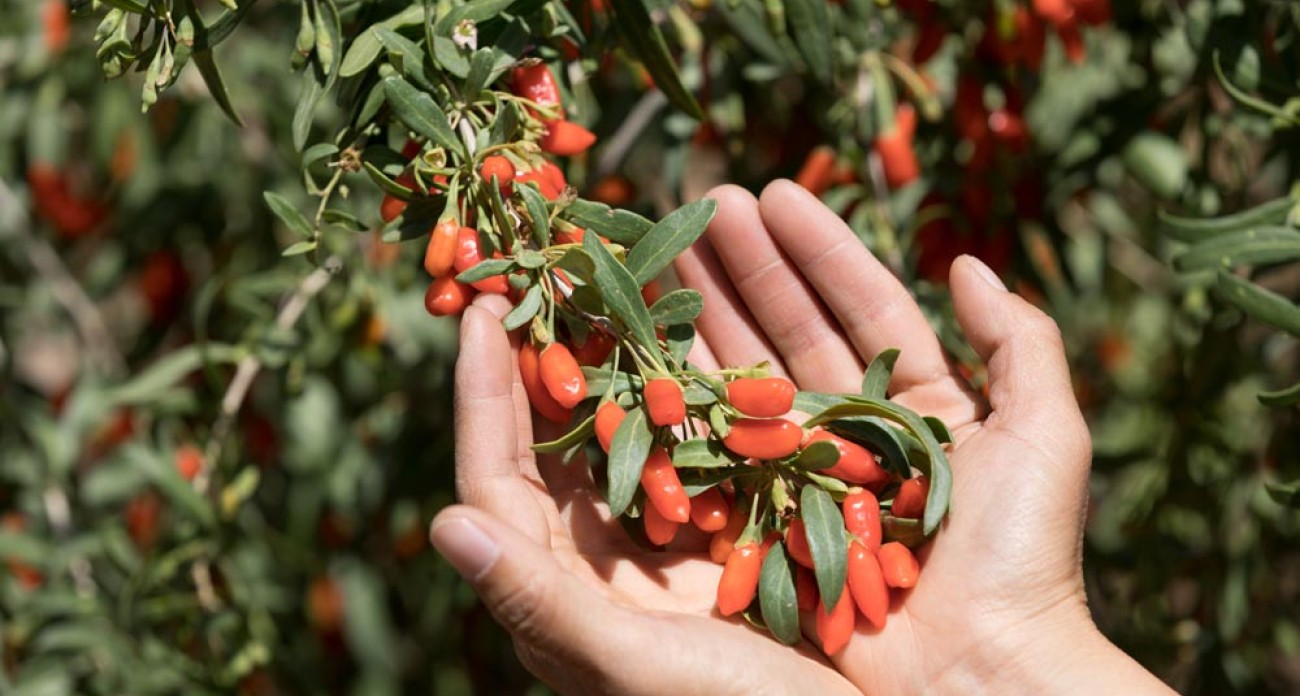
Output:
[
  {"xmin": 807, "ymin": 399, "xmax": 952, "ymax": 534},
  {"xmin": 503, "ymin": 283, "xmax": 543, "ymax": 331},
  {"xmin": 671, "ymin": 438, "xmax": 741, "ymax": 468},
  {"xmin": 1175, "ymin": 227, "xmax": 1300, "ymax": 271},
  {"xmin": 1159, "ymin": 196, "xmax": 1295, "ymax": 242},
  {"xmin": 431, "ymin": 36, "xmax": 471, "ymax": 78},
  {"xmin": 759, "ymin": 542, "xmax": 801, "ymax": 645},
  {"xmin": 313, "ymin": 0, "xmax": 340, "ymax": 76},
  {"xmin": 793, "ymin": 391, "xmax": 856, "ymax": 414},
  {"xmin": 374, "ymin": 27, "xmax": 431, "ymax": 88},
  {"xmin": 1266, "ymin": 479, "xmax": 1300, "ymax": 508},
  {"xmin": 264, "ymin": 192, "xmax": 313, "ymax": 238},
  {"xmin": 860, "ymin": 348, "xmax": 899, "ymax": 399},
  {"xmin": 282, "ymin": 240, "xmax": 318, "ymax": 256},
  {"xmin": 1258, "ymin": 380, "xmax": 1300, "ymax": 407},
  {"xmin": 800, "ymin": 485, "xmax": 847, "ymax": 609},
  {"xmin": 923, "ymin": 416, "xmax": 953, "ymax": 445},
  {"xmin": 302, "ymin": 143, "xmax": 339, "ymax": 168},
  {"xmin": 192, "ymin": 50, "xmax": 243, "ymax": 127},
  {"xmin": 456, "ymin": 258, "xmax": 514, "ymax": 283},
  {"xmin": 583, "ymin": 234, "xmax": 660, "ymax": 364},
  {"xmin": 649, "ymin": 289, "xmax": 704, "ymax": 326},
  {"xmin": 340, "ymin": 28, "xmax": 384, "ymax": 77},
  {"xmin": 1123, "ymin": 132, "xmax": 1188, "ymax": 199},
  {"xmin": 337, "ymin": 562, "xmax": 398, "ymax": 672},
  {"xmin": 123, "ymin": 445, "xmax": 215, "ymax": 529},
  {"xmin": 607, "ymin": 406, "xmax": 654, "ymax": 516},
  {"xmin": 881, "ymin": 515, "xmax": 926, "ymax": 548},
  {"xmin": 105, "ymin": 345, "xmax": 242, "ymax": 406},
  {"xmin": 533, "ymin": 414, "xmax": 597, "ymax": 454},
  {"xmin": 465, "ymin": 49, "xmax": 496, "ymax": 98},
  {"xmin": 563, "ymin": 199, "xmax": 654, "ymax": 244},
  {"xmin": 795, "ymin": 439, "xmax": 840, "ymax": 471},
  {"xmin": 1214, "ymin": 270, "xmax": 1300, "ymax": 337},
  {"xmin": 785, "ymin": 0, "xmax": 832, "ymax": 83},
  {"xmin": 666, "ymin": 324, "xmax": 695, "ymax": 369},
  {"xmin": 626, "ymin": 200, "xmax": 718, "ymax": 285},
  {"xmin": 606, "ymin": 0, "xmax": 705, "ymax": 119},
  {"xmin": 292, "ymin": 70, "xmax": 324, "ymax": 152},
  {"xmin": 517, "ymin": 177, "xmax": 553, "ymax": 248},
  {"xmin": 381, "ymin": 75, "xmax": 465, "ymax": 157},
  {"xmin": 825, "ymin": 417, "xmax": 916, "ymax": 478}
]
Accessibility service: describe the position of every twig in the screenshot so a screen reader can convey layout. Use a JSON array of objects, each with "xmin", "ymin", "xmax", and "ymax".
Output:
[
  {"xmin": 595, "ymin": 90, "xmax": 668, "ymax": 180},
  {"xmin": 195, "ymin": 255, "xmax": 343, "ymax": 496},
  {"xmin": 0, "ymin": 179, "xmax": 127, "ymax": 378}
]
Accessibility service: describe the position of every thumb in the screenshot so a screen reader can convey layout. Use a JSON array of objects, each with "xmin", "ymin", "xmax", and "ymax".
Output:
[
  {"xmin": 949, "ymin": 255, "xmax": 1091, "ymax": 471},
  {"xmin": 429, "ymin": 505, "xmax": 632, "ymax": 687}
]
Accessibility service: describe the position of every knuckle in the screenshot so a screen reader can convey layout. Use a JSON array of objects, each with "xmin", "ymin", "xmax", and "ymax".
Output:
[{"xmin": 489, "ymin": 570, "xmax": 554, "ymax": 641}]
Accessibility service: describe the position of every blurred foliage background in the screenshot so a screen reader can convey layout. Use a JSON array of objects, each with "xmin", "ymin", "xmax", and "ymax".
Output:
[{"xmin": 0, "ymin": 0, "xmax": 1298, "ymax": 694}]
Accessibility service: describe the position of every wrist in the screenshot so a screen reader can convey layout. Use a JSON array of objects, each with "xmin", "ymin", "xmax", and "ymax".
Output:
[{"xmin": 928, "ymin": 597, "xmax": 1173, "ymax": 696}]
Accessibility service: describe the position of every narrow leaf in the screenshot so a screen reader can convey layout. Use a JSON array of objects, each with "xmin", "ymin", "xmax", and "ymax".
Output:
[
  {"xmin": 860, "ymin": 348, "xmax": 899, "ymax": 399},
  {"xmin": 607, "ymin": 0, "xmax": 705, "ymax": 119},
  {"xmin": 264, "ymin": 192, "xmax": 313, "ymax": 238},
  {"xmin": 503, "ymin": 283, "xmax": 543, "ymax": 331},
  {"xmin": 1214, "ymin": 270, "xmax": 1300, "ymax": 336},
  {"xmin": 1160, "ymin": 196, "xmax": 1295, "ymax": 242},
  {"xmin": 1175, "ymin": 227, "xmax": 1300, "ymax": 271},
  {"xmin": 1258, "ymin": 381, "xmax": 1300, "ymax": 407},
  {"xmin": 785, "ymin": 0, "xmax": 833, "ymax": 83},
  {"xmin": 583, "ymin": 234, "xmax": 660, "ymax": 360},
  {"xmin": 381, "ymin": 75, "xmax": 465, "ymax": 156},
  {"xmin": 532, "ymin": 414, "xmax": 596, "ymax": 454},
  {"xmin": 626, "ymin": 200, "xmax": 718, "ymax": 285},
  {"xmin": 607, "ymin": 407, "xmax": 653, "ymax": 516},
  {"xmin": 672, "ymin": 438, "xmax": 741, "ymax": 469},
  {"xmin": 456, "ymin": 258, "xmax": 514, "ymax": 283},
  {"xmin": 192, "ymin": 50, "xmax": 243, "ymax": 126},
  {"xmin": 649, "ymin": 289, "xmax": 704, "ymax": 326},
  {"xmin": 563, "ymin": 199, "xmax": 654, "ymax": 244},
  {"xmin": 795, "ymin": 440, "xmax": 840, "ymax": 471},
  {"xmin": 759, "ymin": 543, "xmax": 801, "ymax": 645},
  {"xmin": 800, "ymin": 485, "xmax": 847, "ymax": 609}
]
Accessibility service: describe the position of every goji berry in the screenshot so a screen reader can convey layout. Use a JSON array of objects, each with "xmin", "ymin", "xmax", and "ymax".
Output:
[
  {"xmin": 479, "ymin": 155, "xmax": 515, "ymax": 187},
  {"xmin": 642, "ymin": 501, "xmax": 679, "ymax": 546},
  {"xmin": 878, "ymin": 542, "xmax": 919, "ymax": 588},
  {"xmin": 815, "ymin": 587, "xmax": 855, "ymax": 655},
  {"xmin": 588, "ymin": 174, "xmax": 634, "ymax": 206},
  {"xmin": 2, "ymin": 514, "xmax": 42, "ymax": 590},
  {"xmin": 716, "ymin": 542, "xmax": 762, "ymax": 616},
  {"xmin": 874, "ymin": 105, "xmax": 920, "ymax": 190},
  {"xmin": 452, "ymin": 227, "xmax": 509, "ymax": 294},
  {"xmin": 644, "ymin": 378, "xmax": 686, "ymax": 426},
  {"xmin": 41, "ymin": 0, "xmax": 70, "ymax": 53},
  {"xmin": 125, "ymin": 491, "xmax": 162, "ymax": 551},
  {"xmin": 892, "ymin": 476, "xmax": 929, "ymax": 519},
  {"xmin": 512, "ymin": 62, "xmax": 565, "ymax": 119},
  {"xmin": 785, "ymin": 518, "xmax": 814, "ymax": 568},
  {"xmin": 709, "ymin": 504, "xmax": 747, "ymax": 564},
  {"xmin": 808, "ymin": 429, "xmax": 889, "ymax": 488},
  {"xmin": 842, "ymin": 488, "xmax": 882, "ymax": 553},
  {"xmin": 379, "ymin": 194, "xmax": 406, "ymax": 223},
  {"xmin": 539, "ymin": 343, "xmax": 588, "ymax": 409},
  {"xmin": 1056, "ymin": 21, "xmax": 1086, "ymax": 63},
  {"xmin": 795, "ymin": 565, "xmax": 818, "ymax": 611},
  {"xmin": 519, "ymin": 343, "xmax": 573, "ymax": 425},
  {"xmin": 847, "ymin": 541, "xmax": 888, "ymax": 628},
  {"xmin": 640, "ymin": 279, "xmax": 663, "ymax": 306},
  {"xmin": 689, "ymin": 486, "xmax": 730, "ymax": 533},
  {"xmin": 175, "ymin": 444, "xmax": 204, "ymax": 482},
  {"xmin": 308, "ymin": 576, "xmax": 344, "ymax": 634},
  {"xmin": 640, "ymin": 447, "xmax": 690, "ymax": 524},
  {"xmin": 423, "ymin": 219, "xmax": 459, "ymax": 277},
  {"xmin": 423, "ymin": 276, "xmax": 475, "ymax": 317},
  {"xmin": 794, "ymin": 146, "xmax": 837, "ymax": 197},
  {"xmin": 540, "ymin": 120, "xmax": 597, "ymax": 157},
  {"xmin": 515, "ymin": 166, "xmax": 561, "ymax": 200},
  {"xmin": 594, "ymin": 401, "xmax": 626, "ymax": 453},
  {"xmin": 569, "ymin": 330, "xmax": 614, "ymax": 367},
  {"xmin": 726, "ymin": 377, "xmax": 796, "ymax": 418},
  {"xmin": 1032, "ymin": 0, "xmax": 1074, "ymax": 26},
  {"xmin": 722, "ymin": 418, "xmax": 802, "ymax": 460}
]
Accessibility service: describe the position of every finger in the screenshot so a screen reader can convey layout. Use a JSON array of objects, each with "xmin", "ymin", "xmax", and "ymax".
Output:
[
  {"xmin": 455, "ymin": 298, "xmax": 552, "ymax": 545},
  {"xmin": 757, "ymin": 180, "xmax": 969, "ymax": 402},
  {"xmin": 429, "ymin": 506, "xmax": 635, "ymax": 692},
  {"xmin": 949, "ymin": 255, "xmax": 1091, "ymax": 474},
  {"xmin": 703, "ymin": 184, "xmax": 864, "ymax": 392},
  {"xmin": 675, "ymin": 236, "xmax": 786, "ymax": 375}
]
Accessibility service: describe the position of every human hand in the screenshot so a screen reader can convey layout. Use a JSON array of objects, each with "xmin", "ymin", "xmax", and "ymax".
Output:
[{"xmin": 430, "ymin": 180, "xmax": 1172, "ymax": 695}]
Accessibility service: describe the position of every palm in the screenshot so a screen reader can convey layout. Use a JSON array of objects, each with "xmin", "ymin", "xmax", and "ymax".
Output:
[{"xmin": 451, "ymin": 181, "xmax": 1092, "ymax": 696}]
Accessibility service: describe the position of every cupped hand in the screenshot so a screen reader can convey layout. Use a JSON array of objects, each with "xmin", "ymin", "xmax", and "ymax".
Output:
[{"xmin": 430, "ymin": 181, "xmax": 1170, "ymax": 695}]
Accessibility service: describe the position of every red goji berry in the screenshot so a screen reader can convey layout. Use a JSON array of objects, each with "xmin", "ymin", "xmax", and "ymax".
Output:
[
  {"xmin": 794, "ymin": 146, "xmax": 837, "ymax": 197},
  {"xmin": 716, "ymin": 543, "xmax": 762, "ymax": 616},
  {"xmin": 640, "ymin": 279, "xmax": 664, "ymax": 306},
  {"xmin": 540, "ymin": 120, "xmax": 597, "ymax": 157},
  {"xmin": 594, "ymin": 401, "xmax": 626, "ymax": 453},
  {"xmin": 878, "ymin": 542, "xmax": 919, "ymax": 588},
  {"xmin": 519, "ymin": 343, "xmax": 573, "ymax": 425},
  {"xmin": 815, "ymin": 587, "xmax": 855, "ymax": 655},
  {"xmin": 892, "ymin": 476, "xmax": 929, "ymax": 520},
  {"xmin": 41, "ymin": 0, "xmax": 70, "ymax": 53},
  {"xmin": 644, "ymin": 378, "xmax": 686, "ymax": 426},
  {"xmin": 807, "ymin": 429, "xmax": 889, "ymax": 488},
  {"xmin": 125, "ymin": 491, "xmax": 162, "ymax": 551},
  {"xmin": 847, "ymin": 541, "xmax": 888, "ymax": 628},
  {"xmin": 569, "ymin": 330, "xmax": 614, "ymax": 367},
  {"xmin": 539, "ymin": 343, "xmax": 588, "ymax": 409},
  {"xmin": 511, "ymin": 62, "xmax": 565, "ymax": 120},
  {"xmin": 479, "ymin": 155, "xmax": 515, "ymax": 187},
  {"xmin": 308, "ymin": 576, "xmax": 344, "ymax": 634},
  {"xmin": 175, "ymin": 444, "xmax": 204, "ymax": 482},
  {"xmin": 379, "ymin": 194, "xmax": 406, "ymax": 223},
  {"xmin": 795, "ymin": 565, "xmax": 818, "ymax": 611},
  {"xmin": 690, "ymin": 486, "xmax": 730, "ymax": 533},
  {"xmin": 641, "ymin": 447, "xmax": 690, "ymax": 524},
  {"xmin": 1057, "ymin": 21, "xmax": 1086, "ymax": 63},
  {"xmin": 842, "ymin": 488, "xmax": 882, "ymax": 553},
  {"xmin": 515, "ymin": 166, "xmax": 561, "ymax": 200},
  {"xmin": 785, "ymin": 518, "xmax": 814, "ymax": 568},
  {"xmin": 452, "ymin": 227, "xmax": 509, "ymax": 295},
  {"xmin": 643, "ymin": 501, "xmax": 679, "ymax": 547},
  {"xmin": 1032, "ymin": 0, "xmax": 1074, "ymax": 26},
  {"xmin": 722, "ymin": 418, "xmax": 802, "ymax": 460},
  {"xmin": 423, "ymin": 276, "xmax": 475, "ymax": 317},
  {"xmin": 423, "ymin": 219, "xmax": 459, "ymax": 277},
  {"xmin": 874, "ymin": 106, "xmax": 920, "ymax": 190},
  {"xmin": 726, "ymin": 377, "xmax": 796, "ymax": 418},
  {"xmin": 710, "ymin": 504, "xmax": 747, "ymax": 564}
]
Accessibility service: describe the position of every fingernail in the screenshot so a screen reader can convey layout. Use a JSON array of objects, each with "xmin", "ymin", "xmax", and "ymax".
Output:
[
  {"xmin": 963, "ymin": 255, "xmax": 1006, "ymax": 291},
  {"xmin": 430, "ymin": 517, "xmax": 500, "ymax": 582}
]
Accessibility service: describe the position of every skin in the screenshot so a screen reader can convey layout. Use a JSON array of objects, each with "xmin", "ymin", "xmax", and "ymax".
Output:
[{"xmin": 429, "ymin": 181, "xmax": 1176, "ymax": 695}]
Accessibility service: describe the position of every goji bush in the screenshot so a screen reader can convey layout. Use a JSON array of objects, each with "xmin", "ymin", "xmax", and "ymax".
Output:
[{"xmin": 1, "ymin": 1, "xmax": 1298, "ymax": 694}]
